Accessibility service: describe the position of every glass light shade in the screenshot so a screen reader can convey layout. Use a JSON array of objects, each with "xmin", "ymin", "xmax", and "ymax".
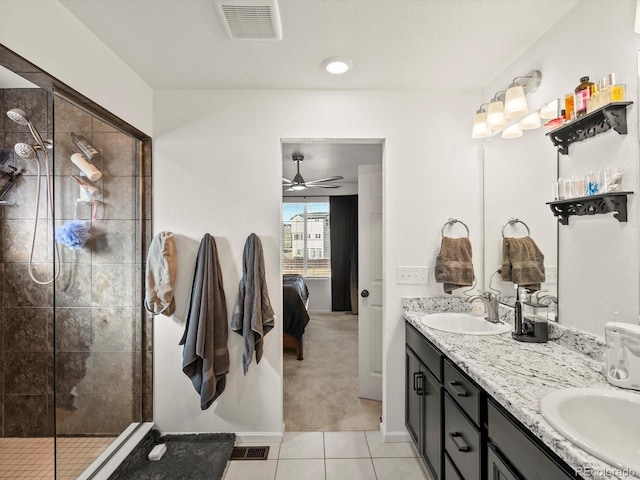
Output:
[
  {"xmin": 504, "ymin": 85, "xmax": 528, "ymax": 119},
  {"xmin": 322, "ymin": 57, "xmax": 353, "ymax": 74},
  {"xmin": 539, "ymin": 99, "xmax": 559, "ymax": 119},
  {"xmin": 501, "ymin": 123, "xmax": 523, "ymax": 139},
  {"xmin": 291, "ymin": 184, "xmax": 306, "ymax": 191},
  {"xmin": 519, "ymin": 111, "xmax": 541, "ymax": 130},
  {"xmin": 486, "ymin": 100, "xmax": 507, "ymax": 129},
  {"xmin": 471, "ymin": 111, "xmax": 491, "ymax": 139}
]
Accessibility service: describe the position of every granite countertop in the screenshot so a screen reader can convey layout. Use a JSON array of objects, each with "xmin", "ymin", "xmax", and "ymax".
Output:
[{"xmin": 402, "ymin": 297, "xmax": 639, "ymax": 480}]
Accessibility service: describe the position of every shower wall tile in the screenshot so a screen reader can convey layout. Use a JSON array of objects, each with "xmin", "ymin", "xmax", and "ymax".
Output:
[
  {"xmin": 55, "ymin": 351, "xmax": 92, "ymax": 398},
  {"xmin": 93, "ymin": 132, "xmax": 135, "ymax": 177},
  {"xmin": 56, "ymin": 393, "xmax": 134, "ymax": 435},
  {"xmin": 53, "ymin": 98, "xmax": 92, "ymax": 134},
  {"xmin": 54, "ymin": 263, "xmax": 92, "ymax": 307},
  {"xmin": 92, "ymin": 264, "xmax": 134, "ymax": 307},
  {"xmin": 4, "ymin": 89, "xmax": 48, "ymax": 134},
  {"xmin": 0, "ymin": 90, "xmax": 5, "ymax": 132},
  {"xmin": 5, "ymin": 394, "xmax": 51, "ymax": 437},
  {"xmin": 91, "ymin": 220, "xmax": 136, "ymax": 264},
  {"xmin": 55, "ymin": 308, "xmax": 92, "ymax": 351},
  {"xmin": 92, "ymin": 352, "xmax": 133, "ymax": 394},
  {"xmin": 102, "ymin": 176, "xmax": 136, "ymax": 220},
  {"xmin": 4, "ymin": 263, "xmax": 53, "ymax": 307},
  {"xmin": 4, "ymin": 307, "xmax": 51, "ymax": 352},
  {"xmin": 3, "ymin": 220, "xmax": 52, "ymax": 263},
  {"xmin": 142, "ymin": 394, "xmax": 152, "ymax": 422},
  {"xmin": 4, "ymin": 350, "xmax": 52, "ymax": 395},
  {"xmin": 4, "ymin": 176, "xmax": 49, "ymax": 220},
  {"xmin": 92, "ymin": 307, "xmax": 134, "ymax": 352},
  {"xmin": 92, "ymin": 116, "xmax": 119, "ymax": 133}
]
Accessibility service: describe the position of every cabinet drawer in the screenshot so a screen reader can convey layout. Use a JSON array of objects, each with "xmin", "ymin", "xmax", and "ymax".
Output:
[
  {"xmin": 444, "ymin": 359, "xmax": 481, "ymax": 427},
  {"xmin": 406, "ymin": 322, "xmax": 442, "ymax": 381},
  {"xmin": 444, "ymin": 393, "xmax": 481, "ymax": 480},
  {"xmin": 445, "ymin": 452, "xmax": 464, "ymax": 480},
  {"xmin": 487, "ymin": 400, "xmax": 575, "ymax": 480}
]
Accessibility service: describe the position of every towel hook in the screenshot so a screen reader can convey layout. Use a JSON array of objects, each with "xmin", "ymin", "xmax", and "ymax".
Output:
[
  {"xmin": 501, "ymin": 217, "xmax": 531, "ymax": 238},
  {"xmin": 441, "ymin": 218, "xmax": 470, "ymax": 238}
]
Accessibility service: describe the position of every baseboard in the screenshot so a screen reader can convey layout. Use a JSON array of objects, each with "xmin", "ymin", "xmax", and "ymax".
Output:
[
  {"xmin": 234, "ymin": 432, "xmax": 284, "ymax": 443},
  {"xmin": 380, "ymin": 422, "xmax": 410, "ymax": 443}
]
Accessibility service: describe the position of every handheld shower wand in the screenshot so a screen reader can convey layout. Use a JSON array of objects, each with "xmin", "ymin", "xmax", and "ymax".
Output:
[{"xmin": 9, "ymin": 107, "xmax": 61, "ymax": 285}]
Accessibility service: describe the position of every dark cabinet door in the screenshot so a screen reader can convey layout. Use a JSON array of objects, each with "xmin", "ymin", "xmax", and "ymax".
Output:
[
  {"xmin": 422, "ymin": 366, "xmax": 442, "ymax": 479},
  {"xmin": 405, "ymin": 347, "xmax": 422, "ymax": 446},
  {"xmin": 488, "ymin": 443, "xmax": 522, "ymax": 480}
]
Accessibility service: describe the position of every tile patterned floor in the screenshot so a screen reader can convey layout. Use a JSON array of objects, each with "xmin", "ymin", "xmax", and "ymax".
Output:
[
  {"xmin": 224, "ymin": 431, "xmax": 430, "ymax": 480},
  {"xmin": 0, "ymin": 436, "xmax": 114, "ymax": 479}
]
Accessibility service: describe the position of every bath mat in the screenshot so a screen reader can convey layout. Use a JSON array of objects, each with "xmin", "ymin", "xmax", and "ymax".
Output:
[{"xmin": 109, "ymin": 430, "xmax": 235, "ymax": 480}]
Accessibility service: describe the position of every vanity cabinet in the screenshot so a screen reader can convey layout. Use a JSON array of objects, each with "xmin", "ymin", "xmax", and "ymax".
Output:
[
  {"xmin": 406, "ymin": 322, "xmax": 443, "ymax": 479},
  {"xmin": 405, "ymin": 321, "xmax": 585, "ymax": 480}
]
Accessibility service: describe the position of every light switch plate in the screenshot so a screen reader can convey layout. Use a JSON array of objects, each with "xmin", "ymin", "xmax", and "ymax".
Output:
[{"xmin": 397, "ymin": 266, "xmax": 428, "ymax": 285}]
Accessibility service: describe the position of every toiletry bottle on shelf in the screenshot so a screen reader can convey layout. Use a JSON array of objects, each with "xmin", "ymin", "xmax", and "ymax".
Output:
[
  {"xmin": 71, "ymin": 153, "xmax": 102, "ymax": 181},
  {"xmin": 71, "ymin": 133, "xmax": 100, "ymax": 162},
  {"xmin": 599, "ymin": 76, "xmax": 611, "ymax": 106},
  {"xmin": 609, "ymin": 73, "xmax": 626, "ymax": 102},
  {"xmin": 564, "ymin": 93, "xmax": 574, "ymax": 121},
  {"xmin": 575, "ymin": 76, "xmax": 594, "ymax": 118}
]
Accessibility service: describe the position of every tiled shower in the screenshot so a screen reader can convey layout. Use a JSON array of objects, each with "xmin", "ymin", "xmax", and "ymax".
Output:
[{"xmin": 0, "ymin": 86, "xmax": 151, "ymax": 477}]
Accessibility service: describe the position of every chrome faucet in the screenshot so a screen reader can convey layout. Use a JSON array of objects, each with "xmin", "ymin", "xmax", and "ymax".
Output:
[{"xmin": 467, "ymin": 291, "xmax": 500, "ymax": 323}]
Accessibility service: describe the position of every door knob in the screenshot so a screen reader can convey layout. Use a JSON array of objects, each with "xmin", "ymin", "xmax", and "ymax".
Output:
[{"xmin": 361, "ymin": 290, "xmax": 369, "ymax": 298}]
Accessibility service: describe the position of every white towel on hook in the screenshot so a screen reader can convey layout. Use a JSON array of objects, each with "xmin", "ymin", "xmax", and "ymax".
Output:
[{"xmin": 145, "ymin": 231, "xmax": 177, "ymax": 316}]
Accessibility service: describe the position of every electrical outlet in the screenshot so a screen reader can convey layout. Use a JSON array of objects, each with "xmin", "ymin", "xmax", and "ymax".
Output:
[
  {"xmin": 397, "ymin": 266, "xmax": 428, "ymax": 285},
  {"xmin": 545, "ymin": 266, "xmax": 558, "ymax": 284}
]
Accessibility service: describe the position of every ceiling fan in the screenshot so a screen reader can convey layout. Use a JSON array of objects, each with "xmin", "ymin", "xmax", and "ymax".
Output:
[{"xmin": 282, "ymin": 154, "xmax": 344, "ymax": 191}]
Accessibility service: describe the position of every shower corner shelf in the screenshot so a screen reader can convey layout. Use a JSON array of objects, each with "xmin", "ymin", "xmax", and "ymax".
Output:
[
  {"xmin": 546, "ymin": 101, "xmax": 633, "ymax": 155},
  {"xmin": 547, "ymin": 191, "xmax": 633, "ymax": 225}
]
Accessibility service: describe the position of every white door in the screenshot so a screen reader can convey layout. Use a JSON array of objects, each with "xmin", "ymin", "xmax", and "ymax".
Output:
[{"xmin": 358, "ymin": 164, "xmax": 383, "ymax": 401}]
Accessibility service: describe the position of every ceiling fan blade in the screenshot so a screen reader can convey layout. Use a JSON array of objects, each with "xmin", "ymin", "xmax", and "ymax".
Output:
[
  {"xmin": 305, "ymin": 176, "xmax": 344, "ymax": 184},
  {"xmin": 283, "ymin": 177, "xmax": 293, "ymax": 184},
  {"xmin": 306, "ymin": 184, "xmax": 341, "ymax": 189}
]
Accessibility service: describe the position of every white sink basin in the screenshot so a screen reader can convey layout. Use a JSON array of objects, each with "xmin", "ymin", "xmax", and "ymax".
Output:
[
  {"xmin": 418, "ymin": 313, "xmax": 512, "ymax": 335},
  {"xmin": 540, "ymin": 388, "xmax": 640, "ymax": 472}
]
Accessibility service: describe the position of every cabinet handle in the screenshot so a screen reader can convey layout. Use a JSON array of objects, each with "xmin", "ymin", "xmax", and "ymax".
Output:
[
  {"xmin": 448, "ymin": 381, "xmax": 469, "ymax": 397},
  {"xmin": 413, "ymin": 372, "xmax": 425, "ymax": 396},
  {"xmin": 449, "ymin": 432, "xmax": 471, "ymax": 452}
]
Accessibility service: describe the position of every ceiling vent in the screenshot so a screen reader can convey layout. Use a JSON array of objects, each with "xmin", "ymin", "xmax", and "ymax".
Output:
[{"xmin": 214, "ymin": 0, "xmax": 282, "ymax": 40}]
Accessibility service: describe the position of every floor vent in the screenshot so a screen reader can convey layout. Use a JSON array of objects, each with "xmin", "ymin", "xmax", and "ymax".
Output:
[
  {"xmin": 230, "ymin": 446, "xmax": 270, "ymax": 460},
  {"xmin": 214, "ymin": 0, "xmax": 282, "ymax": 40}
]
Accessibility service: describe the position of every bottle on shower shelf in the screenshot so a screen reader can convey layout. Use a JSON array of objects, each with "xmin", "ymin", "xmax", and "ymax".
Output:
[
  {"xmin": 71, "ymin": 153, "xmax": 102, "ymax": 181},
  {"xmin": 71, "ymin": 133, "xmax": 100, "ymax": 162}
]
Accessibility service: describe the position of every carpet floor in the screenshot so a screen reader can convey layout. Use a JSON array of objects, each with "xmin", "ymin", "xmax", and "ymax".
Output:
[
  {"xmin": 283, "ymin": 312, "xmax": 382, "ymax": 431},
  {"xmin": 110, "ymin": 431, "xmax": 235, "ymax": 480}
]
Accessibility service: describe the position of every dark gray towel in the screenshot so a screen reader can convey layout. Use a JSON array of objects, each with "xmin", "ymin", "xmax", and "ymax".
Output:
[
  {"xmin": 501, "ymin": 236, "xmax": 545, "ymax": 292},
  {"xmin": 179, "ymin": 234, "xmax": 229, "ymax": 410},
  {"xmin": 434, "ymin": 237, "xmax": 475, "ymax": 294},
  {"xmin": 231, "ymin": 233, "xmax": 275, "ymax": 375}
]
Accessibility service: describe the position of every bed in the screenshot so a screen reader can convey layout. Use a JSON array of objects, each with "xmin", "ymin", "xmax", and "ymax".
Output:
[{"xmin": 283, "ymin": 274, "xmax": 310, "ymax": 360}]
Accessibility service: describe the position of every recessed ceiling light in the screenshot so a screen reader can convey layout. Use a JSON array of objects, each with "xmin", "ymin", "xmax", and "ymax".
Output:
[{"xmin": 322, "ymin": 57, "xmax": 353, "ymax": 74}]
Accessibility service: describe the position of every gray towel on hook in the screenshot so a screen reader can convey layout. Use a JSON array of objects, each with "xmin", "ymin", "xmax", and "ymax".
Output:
[
  {"xmin": 145, "ymin": 231, "xmax": 177, "ymax": 316},
  {"xmin": 179, "ymin": 234, "xmax": 229, "ymax": 409},
  {"xmin": 231, "ymin": 233, "xmax": 275, "ymax": 375},
  {"xmin": 434, "ymin": 237, "xmax": 475, "ymax": 294}
]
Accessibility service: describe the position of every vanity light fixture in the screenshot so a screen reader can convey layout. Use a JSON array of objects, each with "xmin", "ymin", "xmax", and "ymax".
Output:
[
  {"xmin": 486, "ymin": 92, "xmax": 507, "ymax": 129},
  {"xmin": 504, "ymin": 84, "xmax": 528, "ymax": 118},
  {"xmin": 471, "ymin": 104, "xmax": 491, "ymax": 139},
  {"xmin": 519, "ymin": 111, "xmax": 541, "ymax": 130},
  {"xmin": 501, "ymin": 122, "xmax": 523, "ymax": 139},
  {"xmin": 322, "ymin": 57, "xmax": 353, "ymax": 74}
]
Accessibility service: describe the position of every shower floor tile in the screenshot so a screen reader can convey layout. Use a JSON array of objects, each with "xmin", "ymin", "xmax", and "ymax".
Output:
[{"xmin": 0, "ymin": 436, "xmax": 114, "ymax": 479}]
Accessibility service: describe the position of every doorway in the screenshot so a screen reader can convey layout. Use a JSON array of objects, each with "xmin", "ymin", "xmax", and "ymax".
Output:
[{"xmin": 280, "ymin": 138, "xmax": 384, "ymax": 431}]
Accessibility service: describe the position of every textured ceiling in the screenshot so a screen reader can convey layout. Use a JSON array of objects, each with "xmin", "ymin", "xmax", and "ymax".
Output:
[{"xmin": 60, "ymin": 0, "xmax": 578, "ymax": 90}]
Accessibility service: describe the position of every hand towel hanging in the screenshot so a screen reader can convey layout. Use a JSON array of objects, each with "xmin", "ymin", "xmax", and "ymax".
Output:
[
  {"xmin": 179, "ymin": 233, "xmax": 229, "ymax": 409},
  {"xmin": 434, "ymin": 237, "xmax": 475, "ymax": 294},
  {"xmin": 145, "ymin": 231, "xmax": 177, "ymax": 316},
  {"xmin": 501, "ymin": 236, "xmax": 545, "ymax": 292},
  {"xmin": 231, "ymin": 233, "xmax": 275, "ymax": 375}
]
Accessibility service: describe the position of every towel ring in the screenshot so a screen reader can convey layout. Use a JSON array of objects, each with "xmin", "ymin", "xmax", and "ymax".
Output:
[
  {"xmin": 501, "ymin": 218, "xmax": 531, "ymax": 238},
  {"xmin": 441, "ymin": 218, "xmax": 470, "ymax": 238}
]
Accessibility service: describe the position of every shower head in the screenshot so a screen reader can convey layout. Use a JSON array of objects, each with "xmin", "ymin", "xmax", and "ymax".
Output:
[
  {"xmin": 7, "ymin": 107, "xmax": 46, "ymax": 149},
  {"xmin": 14, "ymin": 143, "xmax": 38, "ymax": 161},
  {"xmin": 7, "ymin": 108, "xmax": 29, "ymax": 126}
]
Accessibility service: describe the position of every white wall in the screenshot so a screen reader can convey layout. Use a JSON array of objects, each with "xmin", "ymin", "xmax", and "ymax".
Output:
[
  {"xmin": 153, "ymin": 89, "xmax": 482, "ymax": 438},
  {"xmin": 0, "ymin": 0, "xmax": 153, "ymax": 134},
  {"xmin": 481, "ymin": 0, "xmax": 640, "ymax": 335}
]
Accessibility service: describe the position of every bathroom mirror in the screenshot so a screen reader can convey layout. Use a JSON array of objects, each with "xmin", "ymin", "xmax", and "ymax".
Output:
[{"xmin": 482, "ymin": 103, "xmax": 559, "ymax": 307}]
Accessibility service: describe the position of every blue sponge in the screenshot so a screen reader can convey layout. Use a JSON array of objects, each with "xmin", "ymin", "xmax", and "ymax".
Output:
[{"xmin": 55, "ymin": 220, "xmax": 92, "ymax": 250}]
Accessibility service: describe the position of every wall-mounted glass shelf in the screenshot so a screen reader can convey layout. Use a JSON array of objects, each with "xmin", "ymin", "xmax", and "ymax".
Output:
[
  {"xmin": 546, "ymin": 101, "xmax": 632, "ymax": 155},
  {"xmin": 547, "ymin": 191, "xmax": 633, "ymax": 225}
]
